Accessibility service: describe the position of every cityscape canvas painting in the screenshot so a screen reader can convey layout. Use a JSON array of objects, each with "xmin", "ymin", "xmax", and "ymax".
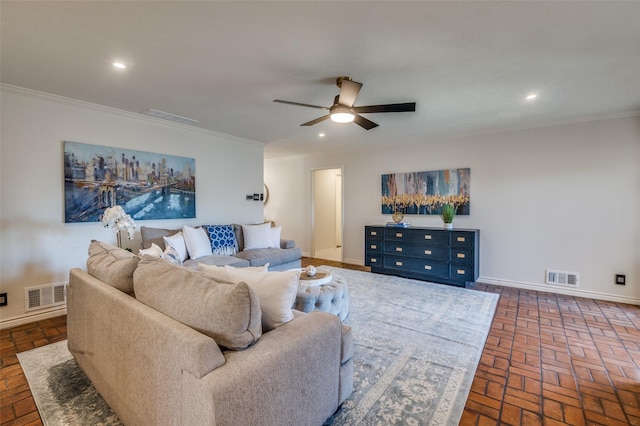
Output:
[
  {"xmin": 381, "ymin": 168, "xmax": 470, "ymax": 215},
  {"xmin": 64, "ymin": 141, "xmax": 196, "ymax": 223}
]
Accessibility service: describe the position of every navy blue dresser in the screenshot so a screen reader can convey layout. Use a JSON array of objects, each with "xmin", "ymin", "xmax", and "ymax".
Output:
[{"xmin": 364, "ymin": 225, "xmax": 479, "ymax": 287}]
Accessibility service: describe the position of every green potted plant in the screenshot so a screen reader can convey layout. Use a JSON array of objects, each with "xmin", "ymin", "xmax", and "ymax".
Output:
[{"xmin": 440, "ymin": 203, "xmax": 456, "ymax": 230}]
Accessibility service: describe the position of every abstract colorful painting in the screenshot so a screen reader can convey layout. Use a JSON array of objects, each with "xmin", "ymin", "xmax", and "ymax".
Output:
[
  {"xmin": 64, "ymin": 141, "xmax": 196, "ymax": 223},
  {"xmin": 381, "ymin": 168, "xmax": 470, "ymax": 215}
]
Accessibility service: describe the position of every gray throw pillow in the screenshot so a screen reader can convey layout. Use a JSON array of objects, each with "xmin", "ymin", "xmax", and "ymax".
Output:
[{"xmin": 86, "ymin": 240, "xmax": 140, "ymax": 294}]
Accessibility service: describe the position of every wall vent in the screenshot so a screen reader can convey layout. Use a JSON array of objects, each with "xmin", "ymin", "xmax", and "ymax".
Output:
[
  {"xmin": 24, "ymin": 283, "xmax": 67, "ymax": 312},
  {"xmin": 546, "ymin": 270, "xmax": 579, "ymax": 286}
]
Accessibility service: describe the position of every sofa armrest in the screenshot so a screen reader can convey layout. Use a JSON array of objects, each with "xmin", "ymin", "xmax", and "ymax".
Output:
[
  {"xmin": 280, "ymin": 238, "xmax": 295, "ymax": 249},
  {"xmin": 188, "ymin": 311, "xmax": 344, "ymax": 425}
]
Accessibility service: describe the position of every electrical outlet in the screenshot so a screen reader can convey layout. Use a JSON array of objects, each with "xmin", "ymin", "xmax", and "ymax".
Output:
[
  {"xmin": 0, "ymin": 292, "xmax": 7, "ymax": 306},
  {"xmin": 615, "ymin": 274, "xmax": 626, "ymax": 285}
]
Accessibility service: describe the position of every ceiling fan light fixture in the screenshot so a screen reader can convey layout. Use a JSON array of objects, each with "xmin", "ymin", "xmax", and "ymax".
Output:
[
  {"xmin": 330, "ymin": 105, "xmax": 355, "ymax": 123},
  {"xmin": 330, "ymin": 112, "xmax": 355, "ymax": 123}
]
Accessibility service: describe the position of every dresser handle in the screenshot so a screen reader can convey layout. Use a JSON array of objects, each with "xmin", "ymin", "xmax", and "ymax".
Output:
[
  {"xmin": 425, "ymin": 250, "xmax": 432, "ymax": 255},
  {"xmin": 457, "ymin": 269, "xmax": 465, "ymax": 275},
  {"xmin": 457, "ymin": 253, "xmax": 465, "ymax": 259},
  {"xmin": 371, "ymin": 244, "xmax": 377, "ymax": 249},
  {"xmin": 396, "ymin": 261, "xmax": 403, "ymax": 266},
  {"xmin": 371, "ymin": 231, "xmax": 377, "ymax": 236},
  {"xmin": 371, "ymin": 258, "xmax": 377, "ymax": 263},
  {"xmin": 424, "ymin": 235, "xmax": 432, "ymax": 240},
  {"xmin": 457, "ymin": 237, "xmax": 465, "ymax": 242},
  {"xmin": 396, "ymin": 247, "xmax": 403, "ymax": 252},
  {"xmin": 424, "ymin": 265, "xmax": 432, "ymax": 270},
  {"xmin": 396, "ymin": 232, "xmax": 403, "ymax": 238}
]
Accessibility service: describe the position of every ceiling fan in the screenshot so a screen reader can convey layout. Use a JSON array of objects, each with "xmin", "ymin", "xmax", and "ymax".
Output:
[{"xmin": 273, "ymin": 77, "xmax": 416, "ymax": 130}]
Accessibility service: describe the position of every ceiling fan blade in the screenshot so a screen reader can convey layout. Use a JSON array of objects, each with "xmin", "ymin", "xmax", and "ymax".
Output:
[
  {"xmin": 273, "ymin": 100, "xmax": 330, "ymax": 110},
  {"xmin": 337, "ymin": 80, "xmax": 362, "ymax": 107},
  {"xmin": 355, "ymin": 102, "xmax": 416, "ymax": 114},
  {"xmin": 353, "ymin": 115, "xmax": 379, "ymax": 130},
  {"xmin": 301, "ymin": 115, "xmax": 331, "ymax": 126}
]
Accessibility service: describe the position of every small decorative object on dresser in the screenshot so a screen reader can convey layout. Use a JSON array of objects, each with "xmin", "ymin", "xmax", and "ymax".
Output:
[
  {"xmin": 391, "ymin": 210, "xmax": 404, "ymax": 223},
  {"xmin": 440, "ymin": 203, "xmax": 456, "ymax": 230},
  {"xmin": 365, "ymin": 225, "xmax": 479, "ymax": 287}
]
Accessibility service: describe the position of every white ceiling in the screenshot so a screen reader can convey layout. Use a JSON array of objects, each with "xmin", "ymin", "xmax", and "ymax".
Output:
[{"xmin": 2, "ymin": 1, "xmax": 639, "ymax": 158}]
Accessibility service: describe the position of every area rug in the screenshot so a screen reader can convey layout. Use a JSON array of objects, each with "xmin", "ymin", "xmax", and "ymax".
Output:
[
  {"xmin": 18, "ymin": 267, "xmax": 498, "ymax": 426},
  {"xmin": 17, "ymin": 340, "xmax": 122, "ymax": 426}
]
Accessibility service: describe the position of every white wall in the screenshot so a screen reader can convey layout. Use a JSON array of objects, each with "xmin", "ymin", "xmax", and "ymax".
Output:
[
  {"xmin": 0, "ymin": 85, "xmax": 265, "ymax": 326},
  {"xmin": 265, "ymin": 115, "xmax": 640, "ymax": 304}
]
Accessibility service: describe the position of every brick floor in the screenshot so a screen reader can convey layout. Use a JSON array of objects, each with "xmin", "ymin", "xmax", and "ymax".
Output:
[
  {"xmin": 1, "ymin": 260, "xmax": 638, "ymax": 425},
  {"xmin": 463, "ymin": 283, "xmax": 640, "ymax": 426}
]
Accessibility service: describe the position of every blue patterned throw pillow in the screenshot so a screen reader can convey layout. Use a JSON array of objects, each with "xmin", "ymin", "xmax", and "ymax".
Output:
[{"xmin": 204, "ymin": 225, "xmax": 238, "ymax": 255}]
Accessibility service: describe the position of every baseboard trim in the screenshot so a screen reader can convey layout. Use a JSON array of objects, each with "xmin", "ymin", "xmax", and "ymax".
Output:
[
  {"xmin": 0, "ymin": 307, "xmax": 67, "ymax": 330},
  {"xmin": 478, "ymin": 276, "xmax": 640, "ymax": 306}
]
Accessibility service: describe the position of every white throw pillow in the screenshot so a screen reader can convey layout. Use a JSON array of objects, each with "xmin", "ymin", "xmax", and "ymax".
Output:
[
  {"xmin": 163, "ymin": 232, "xmax": 188, "ymax": 262},
  {"xmin": 201, "ymin": 265, "xmax": 300, "ymax": 331},
  {"xmin": 138, "ymin": 243, "xmax": 163, "ymax": 258},
  {"xmin": 182, "ymin": 226, "xmax": 213, "ymax": 260},
  {"xmin": 270, "ymin": 226, "xmax": 282, "ymax": 249},
  {"xmin": 242, "ymin": 223, "xmax": 275, "ymax": 250}
]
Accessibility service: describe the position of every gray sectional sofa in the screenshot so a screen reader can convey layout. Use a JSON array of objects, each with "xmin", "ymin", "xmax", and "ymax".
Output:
[
  {"xmin": 140, "ymin": 224, "xmax": 302, "ymax": 271},
  {"xmin": 67, "ymin": 241, "xmax": 353, "ymax": 426}
]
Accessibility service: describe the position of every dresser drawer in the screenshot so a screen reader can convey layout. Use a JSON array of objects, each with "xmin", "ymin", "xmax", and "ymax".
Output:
[
  {"xmin": 450, "ymin": 231, "xmax": 474, "ymax": 248},
  {"xmin": 365, "ymin": 241, "xmax": 383, "ymax": 254},
  {"xmin": 384, "ymin": 228, "xmax": 447, "ymax": 244},
  {"xmin": 384, "ymin": 256, "xmax": 448, "ymax": 277},
  {"xmin": 365, "ymin": 254, "xmax": 383, "ymax": 267},
  {"xmin": 365, "ymin": 227, "xmax": 384, "ymax": 240},
  {"xmin": 450, "ymin": 248, "xmax": 473, "ymax": 264},
  {"xmin": 384, "ymin": 242, "xmax": 448, "ymax": 261},
  {"xmin": 449, "ymin": 264, "xmax": 474, "ymax": 281}
]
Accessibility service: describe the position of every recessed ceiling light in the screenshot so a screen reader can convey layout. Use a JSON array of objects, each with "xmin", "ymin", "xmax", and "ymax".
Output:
[
  {"xmin": 113, "ymin": 62, "xmax": 126, "ymax": 69},
  {"xmin": 319, "ymin": 133, "xmax": 325, "ymax": 137},
  {"xmin": 525, "ymin": 93, "xmax": 538, "ymax": 100}
]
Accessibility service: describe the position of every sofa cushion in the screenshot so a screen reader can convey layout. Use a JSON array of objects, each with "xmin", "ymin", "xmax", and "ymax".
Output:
[
  {"xmin": 234, "ymin": 247, "xmax": 302, "ymax": 267},
  {"xmin": 140, "ymin": 226, "xmax": 179, "ymax": 250},
  {"xmin": 183, "ymin": 255, "xmax": 249, "ymax": 269},
  {"xmin": 182, "ymin": 226, "xmax": 213, "ymax": 260},
  {"xmin": 199, "ymin": 263, "xmax": 270, "ymax": 274},
  {"xmin": 134, "ymin": 256, "xmax": 262, "ymax": 350},
  {"xmin": 87, "ymin": 240, "xmax": 140, "ymax": 294},
  {"xmin": 199, "ymin": 265, "xmax": 300, "ymax": 331}
]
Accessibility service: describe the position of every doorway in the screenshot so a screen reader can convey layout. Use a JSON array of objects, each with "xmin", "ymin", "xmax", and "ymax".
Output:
[{"xmin": 312, "ymin": 167, "xmax": 343, "ymax": 262}]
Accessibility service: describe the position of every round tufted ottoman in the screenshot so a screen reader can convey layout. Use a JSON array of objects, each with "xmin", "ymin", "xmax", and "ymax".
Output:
[{"xmin": 293, "ymin": 275, "xmax": 349, "ymax": 321}]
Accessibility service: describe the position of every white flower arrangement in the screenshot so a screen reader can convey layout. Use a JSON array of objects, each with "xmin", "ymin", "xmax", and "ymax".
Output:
[{"xmin": 101, "ymin": 205, "xmax": 136, "ymax": 240}]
